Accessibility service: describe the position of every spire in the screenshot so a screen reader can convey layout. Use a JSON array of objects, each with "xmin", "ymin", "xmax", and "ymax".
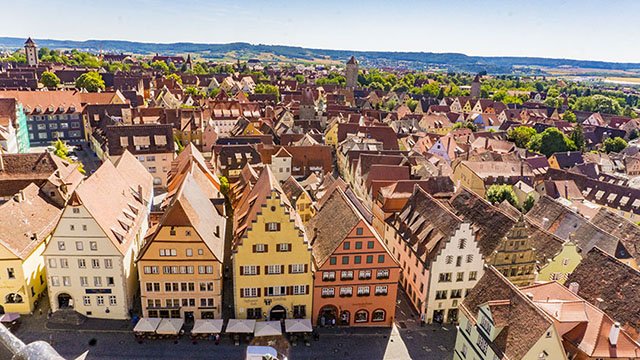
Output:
[
  {"xmin": 24, "ymin": 37, "xmax": 35, "ymax": 46},
  {"xmin": 347, "ymin": 56, "xmax": 358, "ymax": 65}
]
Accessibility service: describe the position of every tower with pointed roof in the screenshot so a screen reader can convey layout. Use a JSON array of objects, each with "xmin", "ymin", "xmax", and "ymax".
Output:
[
  {"xmin": 345, "ymin": 56, "xmax": 358, "ymax": 89},
  {"xmin": 470, "ymin": 74, "xmax": 481, "ymax": 98},
  {"xmin": 24, "ymin": 37, "xmax": 38, "ymax": 67},
  {"xmin": 185, "ymin": 54, "xmax": 192, "ymax": 71}
]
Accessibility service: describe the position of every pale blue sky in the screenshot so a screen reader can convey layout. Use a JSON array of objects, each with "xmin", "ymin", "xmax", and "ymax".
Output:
[{"xmin": 2, "ymin": 0, "xmax": 639, "ymax": 63}]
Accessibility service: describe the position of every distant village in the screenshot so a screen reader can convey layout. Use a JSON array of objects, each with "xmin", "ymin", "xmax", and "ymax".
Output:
[{"xmin": 0, "ymin": 38, "xmax": 639, "ymax": 359}]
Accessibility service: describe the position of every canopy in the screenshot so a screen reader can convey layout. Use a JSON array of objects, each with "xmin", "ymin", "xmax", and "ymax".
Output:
[
  {"xmin": 254, "ymin": 321, "xmax": 282, "ymax": 337},
  {"xmin": 284, "ymin": 318, "xmax": 312, "ymax": 333},
  {"xmin": 191, "ymin": 319, "xmax": 224, "ymax": 334},
  {"xmin": 156, "ymin": 318, "xmax": 184, "ymax": 335},
  {"xmin": 133, "ymin": 317, "xmax": 161, "ymax": 332},
  {"xmin": 225, "ymin": 319, "xmax": 256, "ymax": 333},
  {"xmin": 0, "ymin": 313, "xmax": 20, "ymax": 323}
]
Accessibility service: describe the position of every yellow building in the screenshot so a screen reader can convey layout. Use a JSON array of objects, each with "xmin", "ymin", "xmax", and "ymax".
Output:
[
  {"xmin": 232, "ymin": 167, "xmax": 313, "ymax": 320},
  {"xmin": 137, "ymin": 145, "xmax": 226, "ymax": 319},
  {"xmin": 324, "ymin": 121, "xmax": 339, "ymax": 147},
  {"xmin": 0, "ymin": 184, "xmax": 63, "ymax": 314},
  {"xmin": 537, "ymin": 242, "xmax": 581, "ymax": 284},
  {"xmin": 281, "ymin": 176, "xmax": 316, "ymax": 224},
  {"xmin": 486, "ymin": 216, "xmax": 537, "ymax": 287}
]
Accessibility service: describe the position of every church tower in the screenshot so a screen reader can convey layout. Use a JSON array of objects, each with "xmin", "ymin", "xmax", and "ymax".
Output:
[
  {"xmin": 185, "ymin": 54, "xmax": 192, "ymax": 71},
  {"xmin": 470, "ymin": 74, "xmax": 481, "ymax": 98},
  {"xmin": 345, "ymin": 56, "xmax": 358, "ymax": 89},
  {"xmin": 24, "ymin": 37, "xmax": 38, "ymax": 67}
]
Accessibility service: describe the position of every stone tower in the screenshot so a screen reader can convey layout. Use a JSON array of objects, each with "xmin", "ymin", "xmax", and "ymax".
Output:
[
  {"xmin": 470, "ymin": 74, "xmax": 481, "ymax": 98},
  {"xmin": 345, "ymin": 56, "xmax": 358, "ymax": 89},
  {"xmin": 24, "ymin": 37, "xmax": 38, "ymax": 67},
  {"xmin": 299, "ymin": 88, "xmax": 316, "ymax": 120}
]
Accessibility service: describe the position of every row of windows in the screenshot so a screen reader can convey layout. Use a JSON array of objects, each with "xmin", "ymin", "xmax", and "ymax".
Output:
[
  {"xmin": 142, "ymin": 265, "xmax": 214, "ymax": 275},
  {"xmin": 145, "ymin": 282, "xmax": 215, "ymax": 293},
  {"xmin": 30, "ymin": 130, "xmax": 82, "ymax": 140},
  {"xmin": 444, "ymin": 254, "xmax": 474, "ymax": 266},
  {"xmin": 342, "ymin": 239, "xmax": 374, "ymax": 251},
  {"xmin": 29, "ymin": 121, "xmax": 81, "ymax": 130},
  {"xmin": 328, "ymin": 254, "xmax": 386, "ymax": 265},
  {"xmin": 48, "ymin": 258, "xmax": 112, "ymax": 269},
  {"xmin": 240, "ymin": 285, "xmax": 309, "ymax": 298},
  {"xmin": 321, "ymin": 285, "xmax": 388, "ymax": 297},
  {"xmin": 438, "ymin": 271, "xmax": 477, "ymax": 283},
  {"xmin": 434, "ymin": 288, "xmax": 471, "ymax": 300},
  {"xmin": 251, "ymin": 243, "xmax": 292, "ymax": 253},
  {"xmin": 146, "ymin": 298, "xmax": 214, "ymax": 308},
  {"xmin": 240, "ymin": 264, "xmax": 307, "ymax": 275},
  {"xmin": 83, "ymin": 295, "xmax": 117, "ymax": 307},
  {"xmin": 322, "ymin": 269, "xmax": 389, "ymax": 281},
  {"xmin": 57, "ymin": 240, "xmax": 98, "ymax": 250},
  {"xmin": 51, "ymin": 275, "xmax": 115, "ymax": 287},
  {"xmin": 29, "ymin": 114, "xmax": 80, "ymax": 121}
]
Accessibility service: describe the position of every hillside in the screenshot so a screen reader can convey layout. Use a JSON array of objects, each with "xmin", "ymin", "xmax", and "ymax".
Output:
[{"xmin": 1, "ymin": 36, "xmax": 640, "ymax": 75}]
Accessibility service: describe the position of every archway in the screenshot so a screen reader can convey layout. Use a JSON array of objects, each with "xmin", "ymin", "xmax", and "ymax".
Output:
[
  {"xmin": 317, "ymin": 305, "xmax": 337, "ymax": 326},
  {"xmin": 269, "ymin": 305, "xmax": 287, "ymax": 321},
  {"xmin": 57, "ymin": 293, "xmax": 73, "ymax": 309}
]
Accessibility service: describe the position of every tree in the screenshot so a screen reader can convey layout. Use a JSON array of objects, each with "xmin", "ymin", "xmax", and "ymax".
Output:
[
  {"xmin": 219, "ymin": 176, "xmax": 230, "ymax": 197},
  {"xmin": 406, "ymin": 99, "xmax": 419, "ymax": 112},
  {"xmin": 562, "ymin": 110, "xmax": 577, "ymax": 122},
  {"xmin": 75, "ymin": 71, "xmax": 105, "ymax": 92},
  {"xmin": 40, "ymin": 71, "xmax": 60, "ymax": 89},
  {"xmin": 452, "ymin": 121, "xmax": 477, "ymax": 132},
  {"xmin": 254, "ymin": 83, "xmax": 280, "ymax": 98},
  {"xmin": 507, "ymin": 126, "xmax": 537, "ymax": 148},
  {"xmin": 184, "ymin": 86, "xmax": 204, "ymax": 97},
  {"xmin": 150, "ymin": 60, "xmax": 170, "ymax": 73},
  {"xmin": 522, "ymin": 195, "xmax": 535, "ymax": 213},
  {"xmin": 51, "ymin": 139, "xmax": 85, "ymax": 174},
  {"xmin": 165, "ymin": 73, "xmax": 182, "ymax": 85},
  {"xmin": 486, "ymin": 185, "xmax": 519, "ymax": 209},
  {"xmin": 602, "ymin": 137, "xmax": 627, "ymax": 153},
  {"xmin": 294, "ymin": 74, "xmax": 305, "ymax": 84},
  {"xmin": 527, "ymin": 127, "xmax": 577, "ymax": 157},
  {"xmin": 570, "ymin": 123, "xmax": 585, "ymax": 151}
]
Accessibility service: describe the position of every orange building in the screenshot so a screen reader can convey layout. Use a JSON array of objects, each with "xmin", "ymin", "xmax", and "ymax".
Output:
[{"xmin": 307, "ymin": 188, "xmax": 400, "ymax": 327}]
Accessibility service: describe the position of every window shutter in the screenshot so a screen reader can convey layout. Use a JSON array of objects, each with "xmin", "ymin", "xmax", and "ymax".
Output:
[
  {"xmin": 265, "ymin": 244, "xmax": 269, "ymax": 252},
  {"xmin": 280, "ymin": 265, "xmax": 285, "ymax": 274},
  {"xmin": 276, "ymin": 223, "xmax": 281, "ymax": 231},
  {"xmin": 304, "ymin": 264, "xmax": 308, "ymax": 273},
  {"xmin": 287, "ymin": 286, "xmax": 293, "ymax": 295},
  {"xmin": 264, "ymin": 265, "xmax": 269, "ymax": 274},
  {"xmin": 288, "ymin": 265, "xmax": 292, "ymax": 274},
  {"xmin": 305, "ymin": 285, "xmax": 309, "ymax": 294},
  {"xmin": 265, "ymin": 223, "xmax": 269, "ymax": 231},
  {"xmin": 287, "ymin": 243, "xmax": 292, "ymax": 251},
  {"xmin": 257, "ymin": 288, "xmax": 261, "ymax": 297},
  {"xmin": 240, "ymin": 290, "xmax": 244, "ymax": 298},
  {"xmin": 252, "ymin": 245, "xmax": 257, "ymax": 253},
  {"xmin": 257, "ymin": 266, "xmax": 260, "ymax": 275},
  {"xmin": 263, "ymin": 287, "xmax": 268, "ymax": 296},
  {"xmin": 240, "ymin": 266, "xmax": 244, "ymax": 275}
]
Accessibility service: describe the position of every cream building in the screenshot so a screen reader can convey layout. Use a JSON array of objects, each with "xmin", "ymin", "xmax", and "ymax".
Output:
[
  {"xmin": 425, "ymin": 223, "xmax": 484, "ymax": 324},
  {"xmin": 44, "ymin": 151, "xmax": 153, "ymax": 319}
]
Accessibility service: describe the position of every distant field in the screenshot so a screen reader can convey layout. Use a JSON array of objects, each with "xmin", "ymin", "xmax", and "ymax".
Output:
[{"xmin": 603, "ymin": 76, "xmax": 640, "ymax": 84}]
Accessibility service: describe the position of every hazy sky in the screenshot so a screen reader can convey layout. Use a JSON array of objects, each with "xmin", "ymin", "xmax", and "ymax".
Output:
[{"xmin": 3, "ymin": 0, "xmax": 639, "ymax": 63}]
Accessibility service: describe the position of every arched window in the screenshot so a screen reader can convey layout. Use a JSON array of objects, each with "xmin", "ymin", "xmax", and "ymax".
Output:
[
  {"xmin": 5, "ymin": 293, "xmax": 23, "ymax": 304},
  {"xmin": 354, "ymin": 309, "xmax": 368, "ymax": 323},
  {"xmin": 372, "ymin": 309, "xmax": 386, "ymax": 322}
]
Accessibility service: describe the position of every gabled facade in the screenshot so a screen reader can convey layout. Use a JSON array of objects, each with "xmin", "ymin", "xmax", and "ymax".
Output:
[
  {"xmin": 308, "ymin": 188, "xmax": 399, "ymax": 327},
  {"xmin": 137, "ymin": 171, "xmax": 225, "ymax": 319},
  {"xmin": 425, "ymin": 223, "xmax": 484, "ymax": 324},
  {"xmin": 485, "ymin": 216, "xmax": 537, "ymax": 286},
  {"xmin": 232, "ymin": 167, "xmax": 313, "ymax": 320},
  {"xmin": 44, "ymin": 152, "xmax": 153, "ymax": 319}
]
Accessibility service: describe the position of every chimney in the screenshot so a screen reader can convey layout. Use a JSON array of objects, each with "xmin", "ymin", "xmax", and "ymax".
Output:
[
  {"xmin": 525, "ymin": 292, "xmax": 534, "ymax": 301},
  {"xmin": 568, "ymin": 282, "xmax": 579, "ymax": 294},
  {"xmin": 609, "ymin": 322, "xmax": 621, "ymax": 346}
]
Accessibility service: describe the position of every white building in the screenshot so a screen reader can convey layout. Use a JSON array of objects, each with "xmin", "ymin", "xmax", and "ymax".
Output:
[
  {"xmin": 425, "ymin": 223, "xmax": 484, "ymax": 324},
  {"xmin": 44, "ymin": 151, "xmax": 153, "ymax": 319},
  {"xmin": 270, "ymin": 147, "xmax": 292, "ymax": 183}
]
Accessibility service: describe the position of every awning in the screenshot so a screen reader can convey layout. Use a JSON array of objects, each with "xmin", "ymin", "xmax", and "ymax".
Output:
[
  {"xmin": 191, "ymin": 319, "xmax": 224, "ymax": 334},
  {"xmin": 254, "ymin": 321, "xmax": 282, "ymax": 337},
  {"xmin": 133, "ymin": 318, "xmax": 161, "ymax": 333},
  {"xmin": 284, "ymin": 319, "xmax": 312, "ymax": 333},
  {"xmin": 225, "ymin": 319, "xmax": 256, "ymax": 333},
  {"xmin": 156, "ymin": 318, "xmax": 184, "ymax": 335},
  {"xmin": 0, "ymin": 313, "xmax": 20, "ymax": 323}
]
